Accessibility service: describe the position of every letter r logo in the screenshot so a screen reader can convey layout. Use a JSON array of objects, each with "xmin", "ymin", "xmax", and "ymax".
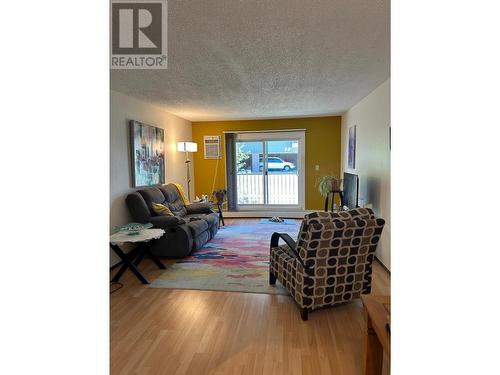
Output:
[{"xmin": 112, "ymin": 2, "xmax": 163, "ymax": 54}]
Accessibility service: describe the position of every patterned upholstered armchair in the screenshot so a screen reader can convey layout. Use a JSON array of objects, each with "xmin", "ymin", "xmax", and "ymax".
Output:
[{"xmin": 269, "ymin": 208, "xmax": 385, "ymax": 320}]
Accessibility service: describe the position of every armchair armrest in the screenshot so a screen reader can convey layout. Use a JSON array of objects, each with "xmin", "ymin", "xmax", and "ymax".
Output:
[
  {"xmin": 270, "ymin": 232, "xmax": 305, "ymax": 268},
  {"xmin": 271, "ymin": 232, "xmax": 296, "ymax": 249},
  {"xmin": 186, "ymin": 202, "xmax": 214, "ymax": 215},
  {"xmin": 149, "ymin": 215, "xmax": 186, "ymax": 229}
]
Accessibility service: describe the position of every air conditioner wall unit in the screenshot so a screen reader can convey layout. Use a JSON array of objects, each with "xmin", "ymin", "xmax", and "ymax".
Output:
[{"xmin": 204, "ymin": 135, "xmax": 221, "ymax": 159}]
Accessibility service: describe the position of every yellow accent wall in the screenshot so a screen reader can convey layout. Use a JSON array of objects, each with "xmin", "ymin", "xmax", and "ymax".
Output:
[{"xmin": 192, "ymin": 117, "xmax": 342, "ymax": 210}]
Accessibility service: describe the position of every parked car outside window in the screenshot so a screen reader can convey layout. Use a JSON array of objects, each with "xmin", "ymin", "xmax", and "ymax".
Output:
[{"xmin": 259, "ymin": 157, "xmax": 295, "ymax": 171}]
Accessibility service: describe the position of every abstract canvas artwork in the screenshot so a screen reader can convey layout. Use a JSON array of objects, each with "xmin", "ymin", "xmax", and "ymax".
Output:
[
  {"xmin": 348, "ymin": 125, "xmax": 356, "ymax": 169},
  {"xmin": 129, "ymin": 120, "xmax": 165, "ymax": 187}
]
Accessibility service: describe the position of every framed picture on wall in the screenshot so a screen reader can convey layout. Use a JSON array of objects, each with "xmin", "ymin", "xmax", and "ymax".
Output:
[
  {"xmin": 348, "ymin": 125, "xmax": 356, "ymax": 169},
  {"xmin": 129, "ymin": 120, "xmax": 165, "ymax": 187}
]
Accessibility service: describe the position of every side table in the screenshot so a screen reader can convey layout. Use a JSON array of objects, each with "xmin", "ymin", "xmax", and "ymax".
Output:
[
  {"xmin": 208, "ymin": 200, "xmax": 225, "ymax": 226},
  {"xmin": 324, "ymin": 190, "xmax": 345, "ymax": 212},
  {"xmin": 110, "ymin": 228, "xmax": 166, "ymax": 285},
  {"xmin": 216, "ymin": 201, "xmax": 225, "ymax": 226},
  {"xmin": 361, "ymin": 295, "xmax": 391, "ymax": 375}
]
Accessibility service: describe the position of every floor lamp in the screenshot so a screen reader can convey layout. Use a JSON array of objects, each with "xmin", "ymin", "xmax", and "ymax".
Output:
[{"xmin": 177, "ymin": 142, "xmax": 197, "ymax": 201}]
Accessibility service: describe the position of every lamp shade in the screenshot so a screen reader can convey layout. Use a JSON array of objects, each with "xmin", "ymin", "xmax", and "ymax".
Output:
[{"xmin": 177, "ymin": 142, "xmax": 197, "ymax": 152}]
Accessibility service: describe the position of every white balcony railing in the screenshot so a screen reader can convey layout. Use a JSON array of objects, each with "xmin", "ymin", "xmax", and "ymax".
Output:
[{"xmin": 237, "ymin": 173, "xmax": 298, "ymax": 205}]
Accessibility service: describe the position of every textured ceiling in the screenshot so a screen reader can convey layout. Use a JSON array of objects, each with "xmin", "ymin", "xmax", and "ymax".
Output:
[{"xmin": 111, "ymin": 0, "xmax": 389, "ymax": 121}]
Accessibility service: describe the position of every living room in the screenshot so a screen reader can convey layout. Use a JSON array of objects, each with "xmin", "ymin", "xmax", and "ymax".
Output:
[
  {"xmin": 4, "ymin": 1, "xmax": 500, "ymax": 374},
  {"xmin": 108, "ymin": 0, "xmax": 391, "ymax": 369},
  {"xmin": 109, "ymin": 86, "xmax": 390, "ymax": 373}
]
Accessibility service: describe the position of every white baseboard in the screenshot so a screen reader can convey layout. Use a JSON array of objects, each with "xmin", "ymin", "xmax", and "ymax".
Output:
[{"xmin": 223, "ymin": 210, "xmax": 314, "ymax": 219}]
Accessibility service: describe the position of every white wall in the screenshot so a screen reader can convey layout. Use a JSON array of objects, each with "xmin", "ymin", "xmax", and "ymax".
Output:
[
  {"xmin": 110, "ymin": 91, "xmax": 193, "ymax": 265},
  {"xmin": 341, "ymin": 79, "xmax": 391, "ymax": 269}
]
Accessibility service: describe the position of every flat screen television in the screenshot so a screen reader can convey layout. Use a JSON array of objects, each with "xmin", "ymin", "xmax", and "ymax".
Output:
[{"xmin": 343, "ymin": 172, "xmax": 359, "ymax": 209}]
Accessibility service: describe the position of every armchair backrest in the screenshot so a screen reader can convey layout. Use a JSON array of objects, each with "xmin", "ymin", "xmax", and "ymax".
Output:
[
  {"xmin": 296, "ymin": 208, "xmax": 376, "ymax": 252},
  {"xmin": 295, "ymin": 208, "xmax": 385, "ymax": 302},
  {"xmin": 302, "ymin": 208, "xmax": 375, "ymax": 225}
]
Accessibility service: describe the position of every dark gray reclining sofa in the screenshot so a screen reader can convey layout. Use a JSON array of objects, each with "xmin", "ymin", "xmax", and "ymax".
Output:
[{"xmin": 126, "ymin": 184, "xmax": 219, "ymax": 257}]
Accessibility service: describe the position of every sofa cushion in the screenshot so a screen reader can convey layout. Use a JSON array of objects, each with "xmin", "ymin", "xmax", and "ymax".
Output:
[
  {"xmin": 185, "ymin": 213, "xmax": 218, "ymax": 227},
  {"xmin": 186, "ymin": 202, "xmax": 214, "ymax": 215},
  {"xmin": 159, "ymin": 184, "xmax": 180, "ymax": 202},
  {"xmin": 158, "ymin": 184, "xmax": 189, "ymax": 216},
  {"xmin": 192, "ymin": 230, "xmax": 210, "ymax": 250},
  {"xmin": 205, "ymin": 212, "xmax": 219, "ymax": 239},
  {"xmin": 139, "ymin": 187, "xmax": 167, "ymax": 215},
  {"xmin": 168, "ymin": 201, "xmax": 187, "ymax": 217},
  {"xmin": 184, "ymin": 213, "xmax": 218, "ymax": 240},
  {"xmin": 202, "ymin": 212, "xmax": 218, "ymax": 229},
  {"xmin": 150, "ymin": 215, "xmax": 185, "ymax": 228},
  {"xmin": 186, "ymin": 218, "xmax": 209, "ymax": 236}
]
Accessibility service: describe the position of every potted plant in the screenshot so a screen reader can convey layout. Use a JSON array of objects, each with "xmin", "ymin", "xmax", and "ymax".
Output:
[
  {"xmin": 316, "ymin": 175, "xmax": 342, "ymax": 197},
  {"xmin": 212, "ymin": 189, "xmax": 227, "ymax": 205}
]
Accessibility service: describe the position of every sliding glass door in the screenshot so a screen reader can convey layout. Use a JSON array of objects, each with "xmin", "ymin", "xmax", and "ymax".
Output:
[
  {"xmin": 266, "ymin": 140, "xmax": 299, "ymax": 205},
  {"xmin": 235, "ymin": 141, "xmax": 264, "ymax": 204},
  {"xmin": 234, "ymin": 131, "xmax": 304, "ymax": 210}
]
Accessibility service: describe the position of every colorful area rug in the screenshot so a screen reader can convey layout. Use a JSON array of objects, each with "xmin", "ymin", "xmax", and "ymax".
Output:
[{"xmin": 150, "ymin": 221, "xmax": 300, "ymax": 294}]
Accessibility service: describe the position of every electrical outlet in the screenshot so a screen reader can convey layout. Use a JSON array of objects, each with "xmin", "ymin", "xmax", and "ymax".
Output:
[{"xmin": 315, "ymin": 165, "xmax": 320, "ymax": 171}]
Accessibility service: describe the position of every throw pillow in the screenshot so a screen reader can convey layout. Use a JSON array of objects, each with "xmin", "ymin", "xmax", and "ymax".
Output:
[{"xmin": 151, "ymin": 202, "xmax": 174, "ymax": 216}]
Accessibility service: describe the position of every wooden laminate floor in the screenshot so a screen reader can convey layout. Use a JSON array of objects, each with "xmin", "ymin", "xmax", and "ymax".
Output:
[{"xmin": 110, "ymin": 219, "xmax": 390, "ymax": 375}]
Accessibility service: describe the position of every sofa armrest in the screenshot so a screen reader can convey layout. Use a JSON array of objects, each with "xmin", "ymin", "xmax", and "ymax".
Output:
[
  {"xmin": 149, "ymin": 215, "xmax": 186, "ymax": 229},
  {"xmin": 270, "ymin": 232, "xmax": 305, "ymax": 268},
  {"xmin": 186, "ymin": 202, "xmax": 214, "ymax": 215}
]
